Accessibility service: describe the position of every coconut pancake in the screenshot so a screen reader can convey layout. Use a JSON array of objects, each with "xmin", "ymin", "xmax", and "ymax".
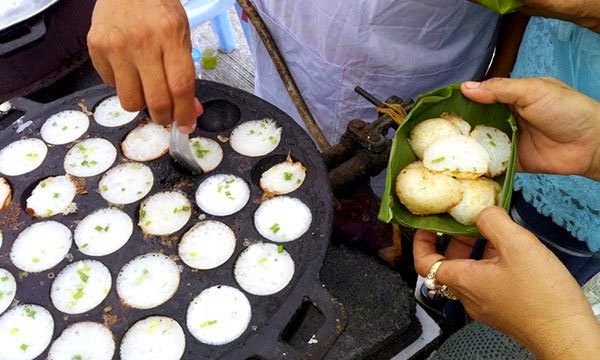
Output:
[
  {"xmin": 0, "ymin": 269, "xmax": 16, "ymax": 315},
  {"xmin": 0, "ymin": 177, "xmax": 12, "ymax": 211},
  {"xmin": 26, "ymin": 175, "xmax": 76, "ymax": 218},
  {"xmin": 64, "ymin": 138, "xmax": 117, "ymax": 177},
  {"xmin": 470, "ymin": 125, "xmax": 512, "ymax": 177},
  {"xmin": 189, "ymin": 137, "xmax": 223, "ymax": 173},
  {"xmin": 117, "ymin": 253, "xmax": 180, "ymax": 309},
  {"xmin": 120, "ymin": 316, "xmax": 185, "ymax": 360},
  {"xmin": 195, "ymin": 174, "xmax": 249, "ymax": 216},
  {"xmin": 0, "ymin": 304, "xmax": 54, "ymax": 360},
  {"xmin": 10, "ymin": 221, "xmax": 72, "ymax": 272},
  {"xmin": 122, "ymin": 122, "xmax": 170, "ymax": 162},
  {"xmin": 98, "ymin": 162, "xmax": 154, "ymax": 205},
  {"xmin": 138, "ymin": 191, "xmax": 192, "ymax": 235},
  {"xmin": 254, "ymin": 196, "xmax": 312, "ymax": 242},
  {"xmin": 74, "ymin": 208, "xmax": 133, "ymax": 256},
  {"xmin": 230, "ymin": 119, "xmax": 282, "ymax": 157},
  {"xmin": 178, "ymin": 221, "xmax": 236, "ymax": 270},
  {"xmin": 94, "ymin": 96, "xmax": 139, "ymax": 127},
  {"xmin": 234, "ymin": 242, "xmax": 295, "ymax": 296},
  {"xmin": 47, "ymin": 322, "xmax": 115, "ymax": 360},
  {"xmin": 51, "ymin": 260, "xmax": 112, "ymax": 314},
  {"xmin": 186, "ymin": 285, "xmax": 251, "ymax": 345},
  {"xmin": 0, "ymin": 138, "xmax": 47, "ymax": 176},
  {"xmin": 40, "ymin": 110, "xmax": 89, "ymax": 145},
  {"xmin": 260, "ymin": 157, "xmax": 306, "ymax": 195},
  {"xmin": 408, "ymin": 118, "xmax": 461, "ymax": 159},
  {"xmin": 423, "ymin": 134, "xmax": 490, "ymax": 179}
]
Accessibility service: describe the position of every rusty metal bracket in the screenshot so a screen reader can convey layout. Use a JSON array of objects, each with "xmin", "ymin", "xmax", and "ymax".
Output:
[{"xmin": 324, "ymin": 90, "xmax": 412, "ymax": 195}]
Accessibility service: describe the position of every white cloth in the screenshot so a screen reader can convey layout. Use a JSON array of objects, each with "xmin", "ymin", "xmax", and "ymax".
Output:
[{"xmin": 247, "ymin": 0, "xmax": 500, "ymax": 145}]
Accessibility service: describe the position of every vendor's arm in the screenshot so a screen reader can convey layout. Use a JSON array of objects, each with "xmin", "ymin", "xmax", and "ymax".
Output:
[
  {"xmin": 485, "ymin": 13, "xmax": 529, "ymax": 79},
  {"xmin": 414, "ymin": 208, "xmax": 600, "ymax": 360},
  {"xmin": 87, "ymin": 0, "xmax": 202, "ymax": 133}
]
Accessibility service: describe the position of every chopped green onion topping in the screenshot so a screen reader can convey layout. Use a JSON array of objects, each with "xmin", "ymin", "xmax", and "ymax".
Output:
[
  {"xmin": 249, "ymin": 130, "xmax": 255, "ymax": 134},
  {"xmin": 268, "ymin": 136, "xmax": 277, "ymax": 145},
  {"xmin": 136, "ymin": 269, "xmax": 150, "ymax": 284},
  {"xmin": 20, "ymin": 344, "xmax": 28, "ymax": 352},
  {"xmin": 489, "ymin": 140, "xmax": 496, "ymax": 147},
  {"xmin": 9, "ymin": 328, "xmax": 19, "ymax": 336},
  {"xmin": 78, "ymin": 270, "xmax": 89, "ymax": 283},
  {"xmin": 200, "ymin": 320, "xmax": 218, "ymax": 327},
  {"xmin": 40, "ymin": 182, "xmax": 46, "ymax": 188},
  {"xmin": 259, "ymin": 257, "xmax": 268, "ymax": 263},
  {"xmin": 224, "ymin": 191, "xmax": 234, "ymax": 200},
  {"xmin": 192, "ymin": 141, "xmax": 210, "ymax": 159},
  {"xmin": 173, "ymin": 206, "xmax": 191, "ymax": 214},
  {"xmin": 73, "ymin": 288, "xmax": 84, "ymax": 299},
  {"xmin": 24, "ymin": 307, "xmax": 36, "ymax": 319},
  {"xmin": 81, "ymin": 160, "xmax": 90, "ymax": 167},
  {"xmin": 32, "ymin": 257, "xmax": 40, "ymax": 263},
  {"xmin": 132, "ymin": 164, "xmax": 142, "ymax": 170},
  {"xmin": 52, "ymin": 122, "xmax": 58, "ymax": 127},
  {"xmin": 72, "ymin": 355, "xmax": 83, "ymax": 360},
  {"xmin": 431, "ymin": 157, "xmax": 445, "ymax": 163},
  {"xmin": 62, "ymin": 126, "xmax": 68, "ymax": 131},
  {"xmin": 486, "ymin": 133, "xmax": 493, "ymax": 139},
  {"xmin": 283, "ymin": 172, "xmax": 293, "ymax": 181},
  {"xmin": 140, "ymin": 209, "xmax": 146, "ymax": 219},
  {"xmin": 77, "ymin": 144, "xmax": 86, "ymax": 152},
  {"xmin": 94, "ymin": 225, "xmax": 109, "ymax": 232},
  {"xmin": 277, "ymin": 245, "xmax": 284, "ymax": 253},
  {"xmin": 1, "ymin": 276, "xmax": 8, "ymax": 282},
  {"xmin": 225, "ymin": 179, "xmax": 235, "ymax": 184},
  {"xmin": 100, "ymin": 185, "xmax": 108, "ymax": 191},
  {"xmin": 25, "ymin": 153, "xmax": 38, "ymax": 160},
  {"xmin": 269, "ymin": 223, "xmax": 280, "ymax": 234},
  {"xmin": 53, "ymin": 192, "xmax": 60, "ymax": 199},
  {"xmin": 501, "ymin": 160, "xmax": 509, "ymax": 166},
  {"xmin": 146, "ymin": 321, "xmax": 160, "ymax": 334},
  {"xmin": 90, "ymin": 160, "xmax": 98, "ymax": 165},
  {"xmin": 109, "ymin": 111, "xmax": 121, "ymax": 118},
  {"xmin": 46, "ymin": 209, "xmax": 54, "ymax": 216}
]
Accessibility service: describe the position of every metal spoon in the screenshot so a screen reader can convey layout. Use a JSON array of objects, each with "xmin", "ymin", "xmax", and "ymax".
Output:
[{"xmin": 168, "ymin": 124, "xmax": 203, "ymax": 174}]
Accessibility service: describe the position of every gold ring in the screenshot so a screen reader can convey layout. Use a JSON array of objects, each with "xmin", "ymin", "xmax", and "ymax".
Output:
[
  {"xmin": 424, "ymin": 259, "xmax": 444, "ymax": 290},
  {"xmin": 440, "ymin": 285, "xmax": 459, "ymax": 300}
]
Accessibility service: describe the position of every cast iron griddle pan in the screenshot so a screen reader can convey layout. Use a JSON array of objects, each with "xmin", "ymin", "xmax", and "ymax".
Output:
[{"xmin": 0, "ymin": 80, "xmax": 347, "ymax": 359}]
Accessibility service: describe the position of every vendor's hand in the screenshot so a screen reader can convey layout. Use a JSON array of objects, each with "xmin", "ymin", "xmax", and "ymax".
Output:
[
  {"xmin": 414, "ymin": 207, "xmax": 600, "ymax": 359},
  {"xmin": 87, "ymin": 0, "xmax": 203, "ymax": 133},
  {"xmin": 461, "ymin": 78, "xmax": 600, "ymax": 181}
]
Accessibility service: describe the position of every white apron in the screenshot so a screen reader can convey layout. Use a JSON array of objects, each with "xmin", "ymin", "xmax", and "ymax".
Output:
[{"xmin": 246, "ymin": 0, "xmax": 499, "ymax": 193}]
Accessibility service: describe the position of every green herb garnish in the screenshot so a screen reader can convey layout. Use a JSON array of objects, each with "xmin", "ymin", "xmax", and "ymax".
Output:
[
  {"xmin": 192, "ymin": 141, "xmax": 210, "ymax": 159},
  {"xmin": 200, "ymin": 320, "xmax": 218, "ymax": 328},
  {"xmin": 53, "ymin": 192, "xmax": 60, "ymax": 199},
  {"xmin": 140, "ymin": 209, "xmax": 146, "ymax": 219},
  {"xmin": 20, "ymin": 344, "xmax": 28, "ymax": 352},
  {"xmin": 62, "ymin": 126, "xmax": 68, "ymax": 131},
  {"xmin": 72, "ymin": 287, "xmax": 84, "ymax": 299},
  {"xmin": 1, "ymin": 276, "xmax": 8, "ymax": 282},
  {"xmin": 31, "ymin": 257, "xmax": 40, "ymax": 263},
  {"xmin": 72, "ymin": 355, "xmax": 83, "ymax": 360},
  {"xmin": 489, "ymin": 140, "xmax": 496, "ymax": 147},
  {"xmin": 78, "ymin": 270, "xmax": 89, "ymax": 283},
  {"xmin": 24, "ymin": 307, "xmax": 36, "ymax": 319},
  {"xmin": 277, "ymin": 245, "xmax": 284, "ymax": 253},
  {"xmin": 269, "ymin": 223, "xmax": 280, "ymax": 234},
  {"xmin": 100, "ymin": 185, "xmax": 108, "ymax": 191},
  {"xmin": 431, "ymin": 157, "xmax": 445, "ymax": 163},
  {"xmin": 40, "ymin": 182, "xmax": 46, "ymax": 188}
]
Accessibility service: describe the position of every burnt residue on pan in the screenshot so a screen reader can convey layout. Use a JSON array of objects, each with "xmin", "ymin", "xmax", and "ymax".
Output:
[{"xmin": 0, "ymin": 81, "xmax": 345, "ymax": 359}]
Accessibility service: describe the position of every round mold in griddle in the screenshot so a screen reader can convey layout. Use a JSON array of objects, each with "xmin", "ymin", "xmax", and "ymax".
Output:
[
  {"xmin": 196, "ymin": 99, "xmax": 241, "ymax": 132},
  {"xmin": 0, "ymin": 80, "xmax": 336, "ymax": 360}
]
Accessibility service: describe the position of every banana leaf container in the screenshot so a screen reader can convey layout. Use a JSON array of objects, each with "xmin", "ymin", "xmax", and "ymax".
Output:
[{"xmin": 378, "ymin": 84, "xmax": 518, "ymax": 238}]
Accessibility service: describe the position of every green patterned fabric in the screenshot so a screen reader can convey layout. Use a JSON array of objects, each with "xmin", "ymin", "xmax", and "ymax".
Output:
[{"xmin": 477, "ymin": 0, "xmax": 522, "ymax": 14}]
